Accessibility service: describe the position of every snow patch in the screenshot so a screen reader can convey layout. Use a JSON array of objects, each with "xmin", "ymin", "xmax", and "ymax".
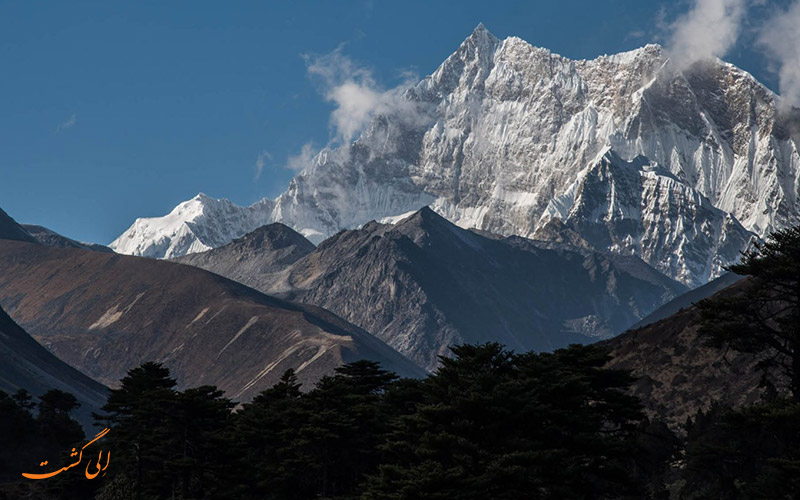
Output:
[
  {"xmin": 217, "ymin": 316, "xmax": 258, "ymax": 356},
  {"xmin": 88, "ymin": 293, "xmax": 145, "ymax": 330}
]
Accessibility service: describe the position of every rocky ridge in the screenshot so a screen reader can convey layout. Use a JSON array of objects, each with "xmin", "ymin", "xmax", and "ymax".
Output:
[{"xmin": 177, "ymin": 208, "xmax": 687, "ymax": 371}]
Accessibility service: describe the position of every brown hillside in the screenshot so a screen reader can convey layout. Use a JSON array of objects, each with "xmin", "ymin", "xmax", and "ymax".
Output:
[{"xmin": 0, "ymin": 240, "xmax": 424, "ymax": 402}]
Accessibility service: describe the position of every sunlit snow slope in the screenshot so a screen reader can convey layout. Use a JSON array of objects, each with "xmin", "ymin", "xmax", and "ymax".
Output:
[{"xmin": 111, "ymin": 24, "xmax": 799, "ymax": 286}]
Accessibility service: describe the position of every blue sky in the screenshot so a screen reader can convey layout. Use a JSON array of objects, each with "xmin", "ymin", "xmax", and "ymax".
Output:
[{"xmin": 0, "ymin": 0, "xmax": 793, "ymax": 244}]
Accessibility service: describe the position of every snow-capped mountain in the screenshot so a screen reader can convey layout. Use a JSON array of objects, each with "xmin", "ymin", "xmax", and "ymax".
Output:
[
  {"xmin": 111, "ymin": 193, "xmax": 274, "ymax": 258},
  {"xmin": 537, "ymin": 149, "xmax": 757, "ymax": 287},
  {"xmin": 111, "ymin": 24, "xmax": 800, "ymax": 286}
]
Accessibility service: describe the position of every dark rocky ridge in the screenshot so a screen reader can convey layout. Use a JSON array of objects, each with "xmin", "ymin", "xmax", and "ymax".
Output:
[
  {"xmin": 0, "ymin": 303, "xmax": 107, "ymax": 431},
  {"xmin": 23, "ymin": 224, "xmax": 114, "ymax": 253},
  {"xmin": 175, "ymin": 208, "xmax": 687, "ymax": 371},
  {"xmin": 175, "ymin": 223, "xmax": 315, "ymax": 285},
  {"xmin": 0, "ymin": 207, "xmax": 37, "ymax": 244},
  {"xmin": 629, "ymin": 272, "xmax": 745, "ymax": 330},
  {"xmin": 0, "ymin": 240, "xmax": 424, "ymax": 401},
  {"xmin": 604, "ymin": 278, "xmax": 766, "ymax": 429}
]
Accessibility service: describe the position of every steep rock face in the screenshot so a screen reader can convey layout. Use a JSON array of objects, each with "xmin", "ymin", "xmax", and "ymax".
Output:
[
  {"xmin": 111, "ymin": 25, "xmax": 800, "ymax": 286},
  {"xmin": 536, "ymin": 150, "xmax": 757, "ymax": 287},
  {"xmin": 0, "ymin": 304, "xmax": 107, "ymax": 431},
  {"xmin": 0, "ymin": 241, "xmax": 424, "ymax": 400},
  {"xmin": 176, "ymin": 208, "xmax": 687, "ymax": 371}
]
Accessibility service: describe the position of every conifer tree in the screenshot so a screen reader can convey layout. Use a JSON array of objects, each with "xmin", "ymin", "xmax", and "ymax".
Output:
[
  {"xmin": 0, "ymin": 390, "xmax": 38, "ymax": 482},
  {"xmin": 37, "ymin": 389, "xmax": 84, "ymax": 451},
  {"xmin": 232, "ymin": 369, "xmax": 307, "ymax": 500},
  {"xmin": 699, "ymin": 226, "xmax": 800, "ymax": 399},
  {"xmin": 680, "ymin": 399, "xmax": 800, "ymax": 499},
  {"xmin": 166, "ymin": 385, "xmax": 236, "ymax": 499},
  {"xmin": 96, "ymin": 362, "xmax": 179, "ymax": 500},
  {"xmin": 363, "ymin": 343, "xmax": 650, "ymax": 500},
  {"xmin": 297, "ymin": 361, "xmax": 398, "ymax": 498}
]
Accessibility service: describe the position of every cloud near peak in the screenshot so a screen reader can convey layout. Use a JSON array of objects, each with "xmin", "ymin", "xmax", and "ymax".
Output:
[
  {"xmin": 304, "ymin": 46, "xmax": 423, "ymax": 146},
  {"xmin": 666, "ymin": 0, "xmax": 747, "ymax": 69},
  {"xmin": 757, "ymin": 0, "xmax": 800, "ymax": 109},
  {"xmin": 254, "ymin": 151, "xmax": 272, "ymax": 180},
  {"xmin": 285, "ymin": 142, "xmax": 316, "ymax": 172},
  {"xmin": 663, "ymin": 0, "xmax": 800, "ymax": 108}
]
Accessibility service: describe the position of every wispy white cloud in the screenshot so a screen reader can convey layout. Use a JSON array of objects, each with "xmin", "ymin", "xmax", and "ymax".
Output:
[
  {"xmin": 655, "ymin": 5, "xmax": 670, "ymax": 34},
  {"xmin": 757, "ymin": 0, "xmax": 800, "ymax": 108},
  {"xmin": 254, "ymin": 150, "xmax": 272, "ymax": 180},
  {"xmin": 304, "ymin": 46, "xmax": 425, "ymax": 145},
  {"xmin": 285, "ymin": 142, "xmax": 316, "ymax": 172},
  {"xmin": 666, "ymin": 0, "xmax": 747, "ymax": 68},
  {"xmin": 56, "ymin": 113, "xmax": 77, "ymax": 132},
  {"xmin": 626, "ymin": 30, "xmax": 646, "ymax": 41}
]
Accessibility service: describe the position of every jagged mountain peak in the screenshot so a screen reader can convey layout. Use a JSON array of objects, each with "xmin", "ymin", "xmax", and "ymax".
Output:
[
  {"xmin": 391, "ymin": 206, "xmax": 483, "ymax": 249},
  {"xmin": 395, "ymin": 206, "xmax": 446, "ymax": 229},
  {"xmin": 600, "ymin": 43, "xmax": 663, "ymax": 65},
  {"xmin": 472, "ymin": 21, "xmax": 489, "ymax": 33},
  {"xmin": 110, "ymin": 193, "xmax": 276, "ymax": 258},
  {"xmin": 425, "ymin": 23, "xmax": 501, "ymax": 93},
  {"xmin": 111, "ymin": 26, "xmax": 800, "ymax": 287},
  {"xmin": 193, "ymin": 192, "xmax": 214, "ymax": 202},
  {"xmin": 179, "ymin": 192, "xmax": 220, "ymax": 209},
  {"xmin": 539, "ymin": 149, "xmax": 758, "ymax": 287},
  {"xmin": 465, "ymin": 22, "xmax": 499, "ymax": 47}
]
